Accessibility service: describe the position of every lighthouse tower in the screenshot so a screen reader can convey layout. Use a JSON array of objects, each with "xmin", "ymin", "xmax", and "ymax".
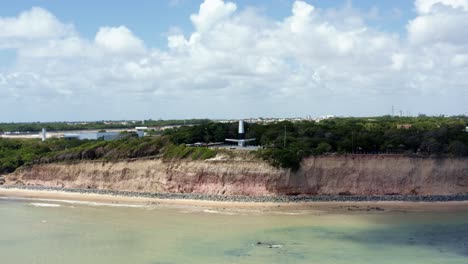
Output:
[
  {"xmin": 41, "ymin": 128, "xmax": 47, "ymax": 142},
  {"xmin": 225, "ymin": 120, "xmax": 255, "ymax": 147}
]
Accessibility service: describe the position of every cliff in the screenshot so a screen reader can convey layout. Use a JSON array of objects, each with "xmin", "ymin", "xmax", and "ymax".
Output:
[
  {"xmin": 284, "ymin": 155, "xmax": 468, "ymax": 195},
  {"xmin": 4, "ymin": 155, "xmax": 468, "ymax": 196}
]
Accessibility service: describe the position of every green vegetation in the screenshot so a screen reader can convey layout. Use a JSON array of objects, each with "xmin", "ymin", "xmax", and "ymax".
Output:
[
  {"xmin": 0, "ymin": 135, "xmax": 216, "ymax": 174},
  {"xmin": 0, "ymin": 138, "xmax": 87, "ymax": 173},
  {"xmin": 163, "ymin": 144, "xmax": 217, "ymax": 160},
  {"xmin": 39, "ymin": 136, "xmax": 170, "ymax": 163},
  {"xmin": 165, "ymin": 116, "xmax": 468, "ymax": 169},
  {"xmin": 0, "ymin": 116, "xmax": 467, "ymax": 173},
  {"xmin": 163, "ymin": 122, "xmax": 239, "ymax": 144}
]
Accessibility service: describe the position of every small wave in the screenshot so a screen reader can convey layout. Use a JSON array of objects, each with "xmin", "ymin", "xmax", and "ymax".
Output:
[
  {"xmin": 202, "ymin": 209, "xmax": 238, "ymax": 215},
  {"xmin": 37, "ymin": 199, "xmax": 147, "ymax": 208},
  {"xmin": 271, "ymin": 211, "xmax": 307, "ymax": 215},
  {"xmin": 7, "ymin": 197, "xmax": 147, "ymax": 208},
  {"xmin": 30, "ymin": 203, "xmax": 61, "ymax": 208}
]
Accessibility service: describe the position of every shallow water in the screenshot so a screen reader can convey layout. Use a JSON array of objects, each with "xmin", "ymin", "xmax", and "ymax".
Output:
[{"xmin": 1, "ymin": 198, "xmax": 468, "ymax": 264}]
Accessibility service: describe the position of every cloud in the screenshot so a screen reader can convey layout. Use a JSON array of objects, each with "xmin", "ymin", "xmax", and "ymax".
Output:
[
  {"xmin": 290, "ymin": 1, "xmax": 315, "ymax": 33},
  {"xmin": 402, "ymin": 0, "xmax": 468, "ymax": 96},
  {"xmin": 408, "ymin": 0, "xmax": 468, "ymax": 45},
  {"xmin": 415, "ymin": 0, "xmax": 468, "ymax": 14},
  {"xmin": 0, "ymin": 7, "xmax": 74, "ymax": 51},
  {"xmin": 0, "ymin": 1, "xmax": 467, "ymax": 121},
  {"xmin": 95, "ymin": 26, "xmax": 145, "ymax": 53},
  {"xmin": 190, "ymin": 0, "xmax": 237, "ymax": 31},
  {"xmin": 0, "ymin": 7, "xmax": 72, "ymax": 39}
]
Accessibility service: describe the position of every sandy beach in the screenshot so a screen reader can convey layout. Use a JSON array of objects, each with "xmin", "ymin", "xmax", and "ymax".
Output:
[{"xmin": 2, "ymin": 187, "xmax": 468, "ymax": 213}]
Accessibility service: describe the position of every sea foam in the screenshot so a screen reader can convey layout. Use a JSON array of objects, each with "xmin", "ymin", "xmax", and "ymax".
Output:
[{"xmin": 30, "ymin": 202, "xmax": 61, "ymax": 208}]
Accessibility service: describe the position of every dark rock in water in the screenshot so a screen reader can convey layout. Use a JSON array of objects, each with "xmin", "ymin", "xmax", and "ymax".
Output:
[{"xmin": 255, "ymin": 241, "xmax": 284, "ymax": 249}]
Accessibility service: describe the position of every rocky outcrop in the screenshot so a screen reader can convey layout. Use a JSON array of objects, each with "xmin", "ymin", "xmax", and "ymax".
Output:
[{"xmin": 5, "ymin": 155, "xmax": 468, "ymax": 196}]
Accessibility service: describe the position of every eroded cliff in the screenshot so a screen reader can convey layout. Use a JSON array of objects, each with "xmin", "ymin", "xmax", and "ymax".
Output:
[{"xmin": 5, "ymin": 155, "xmax": 468, "ymax": 196}]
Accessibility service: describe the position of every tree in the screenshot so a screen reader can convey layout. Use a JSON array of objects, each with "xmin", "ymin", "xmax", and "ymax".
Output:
[
  {"xmin": 448, "ymin": 141, "xmax": 468, "ymax": 156},
  {"xmin": 315, "ymin": 142, "xmax": 332, "ymax": 154},
  {"xmin": 420, "ymin": 138, "xmax": 443, "ymax": 154}
]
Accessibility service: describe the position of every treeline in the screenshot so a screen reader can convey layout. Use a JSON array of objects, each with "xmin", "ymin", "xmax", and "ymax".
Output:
[
  {"xmin": 0, "ymin": 119, "xmax": 210, "ymax": 133},
  {"xmin": 164, "ymin": 116, "xmax": 468, "ymax": 169},
  {"xmin": 1, "ymin": 116, "xmax": 467, "ymax": 173},
  {"xmin": 162, "ymin": 122, "xmax": 241, "ymax": 143}
]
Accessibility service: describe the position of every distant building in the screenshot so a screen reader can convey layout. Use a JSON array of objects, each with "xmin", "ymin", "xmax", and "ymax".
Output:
[
  {"xmin": 396, "ymin": 124, "xmax": 412, "ymax": 129},
  {"xmin": 64, "ymin": 131, "xmax": 123, "ymax": 141}
]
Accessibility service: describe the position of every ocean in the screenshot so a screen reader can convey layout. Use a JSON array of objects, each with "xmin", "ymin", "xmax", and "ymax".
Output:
[{"xmin": 1, "ymin": 197, "xmax": 468, "ymax": 263}]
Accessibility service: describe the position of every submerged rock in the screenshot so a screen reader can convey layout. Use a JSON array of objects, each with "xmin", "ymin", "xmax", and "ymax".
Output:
[{"xmin": 255, "ymin": 241, "xmax": 284, "ymax": 249}]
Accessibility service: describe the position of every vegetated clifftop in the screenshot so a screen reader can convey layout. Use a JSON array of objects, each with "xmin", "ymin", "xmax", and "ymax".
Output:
[{"xmin": 4, "ymin": 155, "xmax": 468, "ymax": 196}]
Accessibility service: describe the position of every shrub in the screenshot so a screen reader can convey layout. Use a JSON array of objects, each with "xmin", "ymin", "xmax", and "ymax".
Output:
[
  {"xmin": 448, "ymin": 141, "xmax": 468, "ymax": 156},
  {"xmin": 191, "ymin": 148, "xmax": 217, "ymax": 160},
  {"xmin": 315, "ymin": 142, "xmax": 332, "ymax": 154}
]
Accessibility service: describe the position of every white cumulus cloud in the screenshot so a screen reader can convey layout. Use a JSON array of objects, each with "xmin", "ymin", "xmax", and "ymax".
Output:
[
  {"xmin": 0, "ymin": 0, "xmax": 467, "ymax": 121},
  {"xmin": 190, "ymin": 0, "xmax": 237, "ymax": 31},
  {"xmin": 0, "ymin": 7, "xmax": 72, "ymax": 39},
  {"xmin": 408, "ymin": 0, "xmax": 468, "ymax": 45},
  {"xmin": 95, "ymin": 26, "xmax": 145, "ymax": 54}
]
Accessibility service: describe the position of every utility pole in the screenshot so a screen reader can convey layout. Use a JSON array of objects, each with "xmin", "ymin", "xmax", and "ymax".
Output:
[
  {"xmin": 351, "ymin": 131, "xmax": 354, "ymax": 154},
  {"xmin": 283, "ymin": 125, "xmax": 287, "ymax": 148}
]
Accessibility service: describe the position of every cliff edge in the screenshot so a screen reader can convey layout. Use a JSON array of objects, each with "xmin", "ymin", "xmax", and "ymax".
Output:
[{"xmin": 4, "ymin": 155, "xmax": 468, "ymax": 196}]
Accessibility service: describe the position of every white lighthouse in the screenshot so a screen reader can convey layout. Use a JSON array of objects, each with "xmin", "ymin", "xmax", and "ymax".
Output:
[
  {"xmin": 238, "ymin": 120, "xmax": 245, "ymax": 138},
  {"xmin": 41, "ymin": 128, "xmax": 47, "ymax": 142},
  {"xmin": 225, "ymin": 120, "xmax": 255, "ymax": 147}
]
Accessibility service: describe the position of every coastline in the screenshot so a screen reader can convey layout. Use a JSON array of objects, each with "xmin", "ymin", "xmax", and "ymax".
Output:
[{"xmin": 1, "ymin": 186, "xmax": 468, "ymax": 213}]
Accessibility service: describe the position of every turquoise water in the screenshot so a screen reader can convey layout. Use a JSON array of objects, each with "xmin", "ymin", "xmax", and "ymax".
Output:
[{"xmin": 1, "ymin": 198, "xmax": 468, "ymax": 264}]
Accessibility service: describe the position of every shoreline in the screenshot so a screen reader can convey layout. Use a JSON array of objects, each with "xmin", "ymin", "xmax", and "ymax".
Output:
[
  {"xmin": 1, "ymin": 186, "xmax": 468, "ymax": 213},
  {"xmin": 2, "ymin": 185, "xmax": 468, "ymax": 202}
]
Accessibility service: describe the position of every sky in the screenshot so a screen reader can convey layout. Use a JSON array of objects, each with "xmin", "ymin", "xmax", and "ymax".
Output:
[{"xmin": 0, "ymin": 0, "xmax": 467, "ymax": 122}]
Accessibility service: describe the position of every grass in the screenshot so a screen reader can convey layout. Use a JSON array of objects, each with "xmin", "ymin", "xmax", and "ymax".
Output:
[{"xmin": 163, "ymin": 144, "xmax": 217, "ymax": 160}]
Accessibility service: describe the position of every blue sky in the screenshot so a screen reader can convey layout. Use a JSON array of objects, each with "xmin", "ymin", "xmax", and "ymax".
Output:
[{"xmin": 0, "ymin": 0, "xmax": 467, "ymax": 121}]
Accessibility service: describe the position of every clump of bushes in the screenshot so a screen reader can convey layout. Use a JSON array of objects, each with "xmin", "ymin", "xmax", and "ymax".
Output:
[
  {"xmin": 0, "ymin": 138, "xmax": 53, "ymax": 173},
  {"xmin": 163, "ymin": 144, "xmax": 217, "ymax": 160},
  {"xmin": 0, "ymin": 135, "xmax": 221, "ymax": 174},
  {"xmin": 257, "ymin": 147, "xmax": 307, "ymax": 171},
  {"xmin": 41, "ymin": 136, "xmax": 171, "ymax": 163}
]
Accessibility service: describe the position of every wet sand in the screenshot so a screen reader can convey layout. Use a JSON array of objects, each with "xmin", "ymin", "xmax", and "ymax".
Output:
[{"xmin": 1, "ymin": 187, "xmax": 468, "ymax": 214}]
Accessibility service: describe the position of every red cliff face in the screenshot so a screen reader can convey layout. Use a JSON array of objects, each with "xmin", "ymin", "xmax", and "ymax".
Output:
[{"xmin": 5, "ymin": 155, "xmax": 468, "ymax": 196}]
